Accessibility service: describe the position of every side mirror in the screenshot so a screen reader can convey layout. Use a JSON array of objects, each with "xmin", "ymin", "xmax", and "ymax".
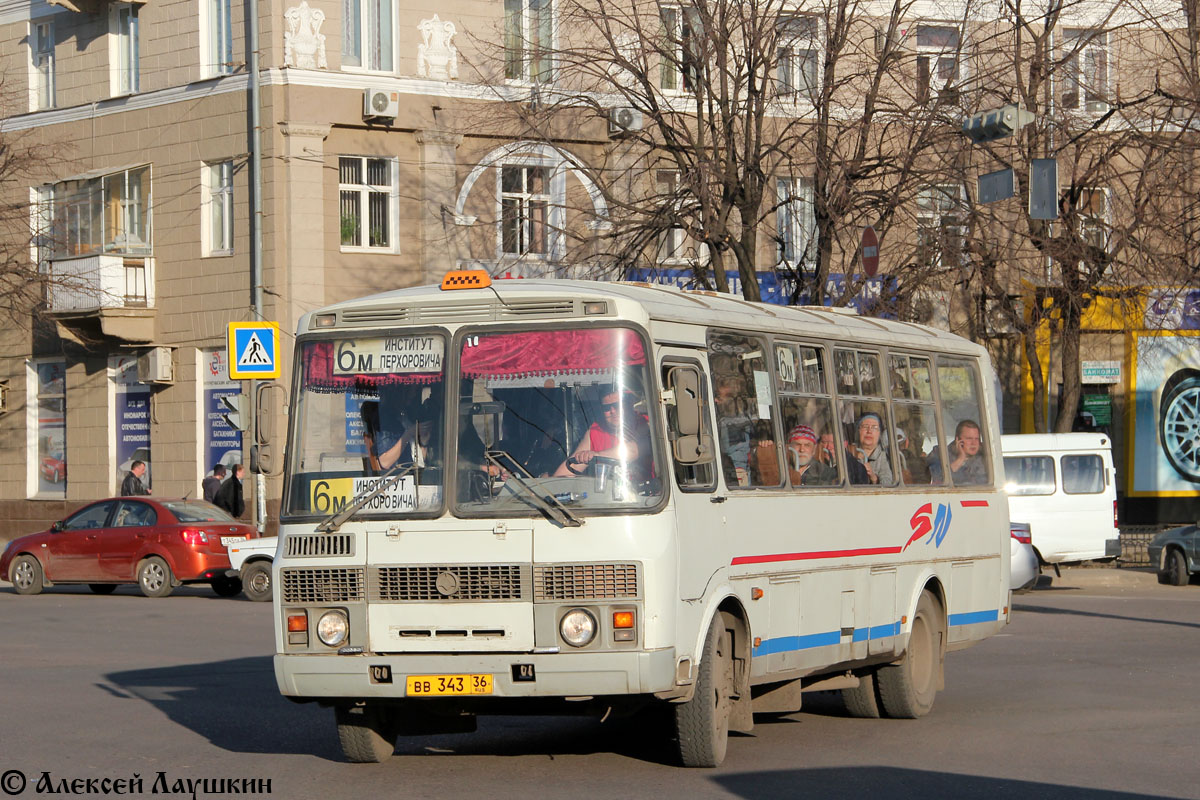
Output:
[
  {"xmin": 50, "ymin": 521, "xmax": 64, "ymax": 532},
  {"xmin": 252, "ymin": 382, "xmax": 286, "ymax": 476},
  {"xmin": 665, "ymin": 366, "xmax": 713, "ymax": 465}
]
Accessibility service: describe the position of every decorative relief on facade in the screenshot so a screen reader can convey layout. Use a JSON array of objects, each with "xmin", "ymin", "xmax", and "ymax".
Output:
[
  {"xmin": 417, "ymin": 15, "xmax": 458, "ymax": 80},
  {"xmin": 284, "ymin": 2, "xmax": 327, "ymax": 69}
]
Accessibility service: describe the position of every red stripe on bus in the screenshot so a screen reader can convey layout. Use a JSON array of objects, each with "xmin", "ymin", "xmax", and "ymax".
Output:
[
  {"xmin": 960, "ymin": 500, "xmax": 989, "ymax": 507},
  {"xmin": 732, "ymin": 547, "xmax": 904, "ymax": 566}
]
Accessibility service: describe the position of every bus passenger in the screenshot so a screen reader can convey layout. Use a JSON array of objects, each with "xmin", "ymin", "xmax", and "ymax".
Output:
[
  {"xmin": 930, "ymin": 419, "xmax": 987, "ymax": 485},
  {"xmin": 852, "ymin": 412, "xmax": 893, "ymax": 485},
  {"xmin": 786, "ymin": 425, "xmax": 837, "ymax": 486},
  {"xmin": 554, "ymin": 389, "xmax": 652, "ymax": 482},
  {"xmin": 714, "ymin": 374, "xmax": 755, "ymax": 485}
]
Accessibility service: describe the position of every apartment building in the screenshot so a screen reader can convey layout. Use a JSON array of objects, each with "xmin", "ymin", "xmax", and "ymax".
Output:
[{"xmin": 0, "ymin": 0, "xmax": 1193, "ymax": 533}]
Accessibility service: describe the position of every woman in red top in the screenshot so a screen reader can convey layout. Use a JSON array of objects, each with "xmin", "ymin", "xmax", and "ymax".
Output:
[{"xmin": 554, "ymin": 390, "xmax": 651, "ymax": 481}]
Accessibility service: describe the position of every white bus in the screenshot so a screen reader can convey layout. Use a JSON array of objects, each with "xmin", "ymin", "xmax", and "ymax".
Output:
[{"xmin": 272, "ymin": 273, "xmax": 1011, "ymax": 766}]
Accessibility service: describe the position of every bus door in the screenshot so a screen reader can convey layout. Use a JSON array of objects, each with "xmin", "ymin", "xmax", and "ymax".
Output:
[{"xmin": 660, "ymin": 352, "xmax": 725, "ymax": 601}]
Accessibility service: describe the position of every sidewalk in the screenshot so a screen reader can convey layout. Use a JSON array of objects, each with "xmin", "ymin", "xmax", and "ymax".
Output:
[{"xmin": 1031, "ymin": 564, "xmax": 1160, "ymax": 589}]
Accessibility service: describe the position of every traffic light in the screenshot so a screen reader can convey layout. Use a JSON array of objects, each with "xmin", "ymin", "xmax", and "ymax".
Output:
[{"xmin": 962, "ymin": 104, "xmax": 1034, "ymax": 143}]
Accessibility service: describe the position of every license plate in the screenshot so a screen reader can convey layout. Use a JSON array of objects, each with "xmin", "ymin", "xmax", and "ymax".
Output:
[
  {"xmin": 406, "ymin": 674, "xmax": 493, "ymax": 696},
  {"xmin": 220, "ymin": 536, "xmax": 247, "ymax": 547}
]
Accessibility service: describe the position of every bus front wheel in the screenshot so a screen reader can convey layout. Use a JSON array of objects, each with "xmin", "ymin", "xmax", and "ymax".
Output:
[
  {"xmin": 877, "ymin": 591, "xmax": 943, "ymax": 719},
  {"xmin": 675, "ymin": 614, "xmax": 734, "ymax": 767},
  {"xmin": 335, "ymin": 704, "xmax": 395, "ymax": 763}
]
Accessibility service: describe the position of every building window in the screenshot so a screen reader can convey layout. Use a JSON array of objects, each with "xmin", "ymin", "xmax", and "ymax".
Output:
[
  {"xmin": 915, "ymin": 24, "xmax": 961, "ymax": 105},
  {"xmin": 29, "ymin": 359, "xmax": 67, "ymax": 499},
  {"xmin": 916, "ymin": 184, "xmax": 967, "ymax": 269},
  {"xmin": 1070, "ymin": 186, "xmax": 1110, "ymax": 252},
  {"xmin": 31, "ymin": 21, "xmax": 55, "ymax": 110},
  {"xmin": 1062, "ymin": 29, "xmax": 1108, "ymax": 113},
  {"xmin": 654, "ymin": 170, "xmax": 707, "ymax": 264},
  {"xmin": 111, "ymin": 4, "xmax": 140, "ymax": 95},
  {"xmin": 202, "ymin": 161, "xmax": 234, "ymax": 256},
  {"xmin": 499, "ymin": 165, "xmax": 550, "ymax": 256},
  {"xmin": 777, "ymin": 177, "xmax": 816, "ymax": 270},
  {"xmin": 51, "ymin": 166, "xmax": 152, "ymax": 258},
  {"xmin": 202, "ymin": 0, "xmax": 234, "ymax": 77},
  {"xmin": 343, "ymin": 0, "xmax": 394, "ymax": 71},
  {"xmin": 776, "ymin": 15, "xmax": 819, "ymax": 99},
  {"xmin": 660, "ymin": 5, "xmax": 699, "ymax": 92},
  {"xmin": 339, "ymin": 156, "xmax": 396, "ymax": 250},
  {"xmin": 504, "ymin": 0, "xmax": 552, "ymax": 82}
]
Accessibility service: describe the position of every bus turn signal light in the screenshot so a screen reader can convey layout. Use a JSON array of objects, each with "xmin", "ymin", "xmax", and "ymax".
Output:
[
  {"xmin": 613, "ymin": 611, "xmax": 634, "ymax": 629},
  {"xmin": 287, "ymin": 614, "xmax": 308, "ymax": 632},
  {"xmin": 441, "ymin": 270, "xmax": 492, "ymax": 290}
]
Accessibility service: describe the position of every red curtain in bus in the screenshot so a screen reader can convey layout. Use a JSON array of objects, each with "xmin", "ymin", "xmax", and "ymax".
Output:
[
  {"xmin": 460, "ymin": 329, "xmax": 645, "ymax": 379},
  {"xmin": 302, "ymin": 341, "xmax": 443, "ymax": 392}
]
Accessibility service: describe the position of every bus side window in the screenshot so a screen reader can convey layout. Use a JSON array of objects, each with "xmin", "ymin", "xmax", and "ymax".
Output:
[
  {"xmin": 889, "ymin": 354, "xmax": 942, "ymax": 485},
  {"xmin": 663, "ymin": 364, "xmax": 716, "ymax": 490},
  {"xmin": 708, "ymin": 332, "xmax": 781, "ymax": 489},
  {"xmin": 835, "ymin": 348, "xmax": 897, "ymax": 487},
  {"xmin": 777, "ymin": 343, "xmax": 842, "ymax": 488},
  {"xmin": 934, "ymin": 358, "xmax": 991, "ymax": 487}
]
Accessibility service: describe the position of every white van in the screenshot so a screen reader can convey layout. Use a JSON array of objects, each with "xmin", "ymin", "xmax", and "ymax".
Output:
[{"xmin": 1001, "ymin": 433, "xmax": 1121, "ymax": 564}]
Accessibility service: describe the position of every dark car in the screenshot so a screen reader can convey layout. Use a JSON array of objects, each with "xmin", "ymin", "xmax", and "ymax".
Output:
[
  {"xmin": 1, "ymin": 498, "xmax": 257, "ymax": 598},
  {"xmin": 1149, "ymin": 524, "xmax": 1199, "ymax": 586}
]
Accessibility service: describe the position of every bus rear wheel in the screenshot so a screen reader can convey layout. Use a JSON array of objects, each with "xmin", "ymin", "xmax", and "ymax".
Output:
[
  {"xmin": 877, "ymin": 591, "xmax": 943, "ymax": 719},
  {"xmin": 335, "ymin": 704, "xmax": 395, "ymax": 763},
  {"xmin": 841, "ymin": 669, "xmax": 882, "ymax": 718},
  {"xmin": 675, "ymin": 614, "xmax": 734, "ymax": 767}
]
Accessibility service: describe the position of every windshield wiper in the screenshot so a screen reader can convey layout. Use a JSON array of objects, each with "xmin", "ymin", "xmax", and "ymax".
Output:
[
  {"xmin": 316, "ymin": 460, "xmax": 416, "ymax": 534},
  {"xmin": 484, "ymin": 450, "xmax": 583, "ymax": 528}
]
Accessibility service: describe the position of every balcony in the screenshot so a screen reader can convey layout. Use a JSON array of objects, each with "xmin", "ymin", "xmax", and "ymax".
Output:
[{"xmin": 45, "ymin": 253, "xmax": 156, "ymax": 343}]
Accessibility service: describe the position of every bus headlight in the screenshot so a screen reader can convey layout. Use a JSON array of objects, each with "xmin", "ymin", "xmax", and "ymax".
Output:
[
  {"xmin": 316, "ymin": 610, "xmax": 349, "ymax": 647},
  {"xmin": 559, "ymin": 609, "xmax": 597, "ymax": 647}
]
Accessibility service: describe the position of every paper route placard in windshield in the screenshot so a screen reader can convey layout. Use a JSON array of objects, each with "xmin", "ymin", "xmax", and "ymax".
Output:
[
  {"xmin": 333, "ymin": 337, "xmax": 443, "ymax": 375},
  {"xmin": 309, "ymin": 475, "xmax": 438, "ymax": 514}
]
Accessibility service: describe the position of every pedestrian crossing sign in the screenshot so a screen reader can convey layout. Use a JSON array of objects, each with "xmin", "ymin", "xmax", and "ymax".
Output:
[{"xmin": 228, "ymin": 322, "xmax": 280, "ymax": 380}]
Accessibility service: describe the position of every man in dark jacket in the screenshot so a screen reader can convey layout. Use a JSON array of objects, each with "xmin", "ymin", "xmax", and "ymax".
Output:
[
  {"xmin": 120, "ymin": 460, "xmax": 150, "ymax": 496},
  {"xmin": 202, "ymin": 464, "xmax": 226, "ymax": 503},
  {"xmin": 214, "ymin": 464, "xmax": 245, "ymax": 518}
]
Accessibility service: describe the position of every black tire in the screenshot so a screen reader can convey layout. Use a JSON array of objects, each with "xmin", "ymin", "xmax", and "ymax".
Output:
[
  {"xmin": 241, "ymin": 562, "xmax": 272, "ymax": 602},
  {"xmin": 137, "ymin": 557, "xmax": 174, "ymax": 598},
  {"xmin": 211, "ymin": 575, "xmax": 242, "ymax": 597},
  {"xmin": 88, "ymin": 584, "xmax": 117, "ymax": 595},
  {"xmin": 335, "ymin": 704, "xmax": 395, "ymax": 763},
  {"xmin": 1159, "ymin": 374, "xmax": 1200, "ymax": 483},
  {"xmin": 877, "ymin": 591, "xmax": 943, "ymax": 719},
  {"xmin": 11, "ymin": 554, "xmax": 44, "ymax": 595},
  {"xmin": 1166, "ymin": 548, "xmax": 1190, "ymax": 587},
  {"xmin": 675, "ymin": 614, "xmax": 734, "ymax": 768},
  {"xmin": 841, "ymin": 669, "xmax": 882, "ymax": 718}
]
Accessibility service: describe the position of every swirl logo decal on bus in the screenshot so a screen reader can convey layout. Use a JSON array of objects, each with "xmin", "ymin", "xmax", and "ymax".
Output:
[{"xmin": 903, "ymin": 502, "xmax": 952, "ymax": 551}]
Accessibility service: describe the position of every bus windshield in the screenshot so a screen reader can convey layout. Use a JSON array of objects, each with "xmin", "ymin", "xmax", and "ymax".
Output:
[
  {"xmin": 286, "ymin": 333, "xmax": 447, "ymax": 519},
  {"xmin": 285, "ymin": 326, "xmax": 663, "ymax": 520},
  {"xmin": 454, "ymin": 327, "xmax": 663, "ymax": 515}
]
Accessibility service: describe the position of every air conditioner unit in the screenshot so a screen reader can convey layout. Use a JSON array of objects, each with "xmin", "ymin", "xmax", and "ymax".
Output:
[
  {"xmin": 363, "ymin": 87, "xmax": 399, "ymax": 120},
  {"xmin": 982, "ymin": 295, "xmax": 1019, "ymax": 337},
  {"xmin": 137, "ymin": 346, "xmax": 174, "ymax": 384},
  {"xmin": 608, "ymin": 106, "xmax": 644, "ymax": 138},
  {"xmin": 0, "ymin": 383, "xmax": 7, "ymax": 413}
]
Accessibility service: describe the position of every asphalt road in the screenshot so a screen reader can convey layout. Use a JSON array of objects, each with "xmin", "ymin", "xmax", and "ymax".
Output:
[{"xmin": 0, "ymin": 569, "xmax": 1196, "ymax": 800}]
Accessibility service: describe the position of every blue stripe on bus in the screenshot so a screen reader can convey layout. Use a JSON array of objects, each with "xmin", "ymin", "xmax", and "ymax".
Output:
[{"xmin": 948, "ymin": 609, "xmax": 1000, "ymax": 626}]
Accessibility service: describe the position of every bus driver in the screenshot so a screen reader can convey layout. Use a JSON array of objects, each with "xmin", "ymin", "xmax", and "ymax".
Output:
[{"xmin": 554, "ymin": 389, "xmax": 652, "ymax": 482}]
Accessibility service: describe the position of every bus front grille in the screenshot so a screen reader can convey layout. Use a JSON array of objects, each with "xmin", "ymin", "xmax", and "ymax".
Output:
[
  {"xmin": 533, "ymin": 563, "xmax": 640, "ymax": 601},
  {"xmin": 281, "ymin": 568, "xmax": 365, "ymax": 603},
  {"xmin": 370, "ymin": 565, "xmax": 528, "ymax": 601},
  {"xmin": 285, "ymin": 533, "xmax": 354, "ymax": 557}
]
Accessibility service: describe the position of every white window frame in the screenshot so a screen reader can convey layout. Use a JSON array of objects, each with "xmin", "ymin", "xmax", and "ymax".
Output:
[
  {"xmin": 497, "ymin": 162, "xmax": 557, "ymax": 260},
  {"xmin": 504, "ymin": 0, "xmax": 554, "ymax": 83},
  {"xmin": 342, "ymin": 0, "xmax": 395, "ymax": 73},
  {"xmin": 339, "ymin": 155, "xmax": 399, "ymax": 252},
  {"xmin": 30, "ymin": 186, "xmax": 53, "ymax": 269},
  {"xmin": 109, "ymin": 3, "xmax": 140, "ymax": 96},
  {"xmin": 917, "ymin": 183, "xmax": 967, "ymax": 270},
  {"xmin": 777, "ymin": 176, "xmax": 817, "ymax": 271},
  {"xmin": 915, "ymin": 23, "xmax": 963, "ymax": 105},
  {"xmin": 659, "ymin": 5, "xmax": 700, "ymax": 93},
  {"xmin": 1061, "ymin": 29, "xmax": 1109, "ymax": 113},
  {"xmin": 50, "ymin": 165, "xmax": 152, "ymax": 258},
  {"xmin": 202, "ymin": 161, "xmax": 234, "ymax": 256},
  {"xmin": 200, "ymin": 0, "xmax": 234, "ymax": 78},
  {"xmin": 776, "ymin": 14, "xmax": 820, "ymax": 102},
  {"xmin": 30, "ymin": 20, "xmax": 55, "ymax": 111},
  {"xmin": 654, "ymin": 169, "xmax": 709, "ymax": 266},
  {"xmin": 1073, "ymin": 186, "xmax": 1111, "ymax": 252}
]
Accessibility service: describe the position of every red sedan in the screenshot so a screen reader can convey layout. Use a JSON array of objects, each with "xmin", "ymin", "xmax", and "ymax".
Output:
[{"xmin": 1, "ymin": 498, "xmax": 257, "ymax": 598}]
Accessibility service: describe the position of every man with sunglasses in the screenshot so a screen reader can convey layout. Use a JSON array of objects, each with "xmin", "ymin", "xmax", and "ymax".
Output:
[{"xmin": 554, "ymin": 388, "xmax": 652, "ymax": 482}]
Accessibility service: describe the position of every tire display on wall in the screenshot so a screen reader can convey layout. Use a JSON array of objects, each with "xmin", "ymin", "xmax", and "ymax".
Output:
[{"xmin": 1158, "ymin": 372, "xmax": 1200, "ymax": 483}]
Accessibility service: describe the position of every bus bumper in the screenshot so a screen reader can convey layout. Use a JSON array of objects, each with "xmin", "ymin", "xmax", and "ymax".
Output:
[{"xmin": 275, "ymin": 648, "xmax": 678, "ymax": 700}]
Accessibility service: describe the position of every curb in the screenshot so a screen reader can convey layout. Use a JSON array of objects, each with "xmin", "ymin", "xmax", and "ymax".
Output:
[{"xmin": 1031, "ymin": 565, "xmax": 1159, "ymax": 589}]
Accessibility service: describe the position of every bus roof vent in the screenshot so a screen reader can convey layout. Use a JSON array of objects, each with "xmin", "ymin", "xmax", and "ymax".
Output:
[{"xmin": 341, "ymin": 307, "xmax": 416, "ymax": 325}]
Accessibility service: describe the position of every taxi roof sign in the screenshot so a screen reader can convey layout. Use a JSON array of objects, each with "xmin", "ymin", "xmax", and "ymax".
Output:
[
  {"xmin": 228, "ymin": 322, "xmax": 280, "ymax": 380},
  {"xmin": 441, "ymin": 270, "xmax": 492, "ymax": 290}
]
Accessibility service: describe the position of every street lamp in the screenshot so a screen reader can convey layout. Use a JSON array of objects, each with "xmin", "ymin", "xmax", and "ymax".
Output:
[{"xmin": 962, "ymin": 103, "xmax": 1035, "ymax": 143}]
